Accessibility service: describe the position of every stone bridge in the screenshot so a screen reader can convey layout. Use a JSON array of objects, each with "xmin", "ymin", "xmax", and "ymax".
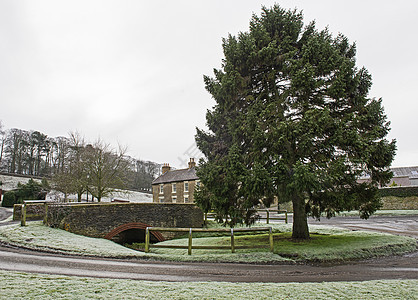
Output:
[{"xmin": 45, "ymin": 203, "xmax": 204, "ymax": 244}]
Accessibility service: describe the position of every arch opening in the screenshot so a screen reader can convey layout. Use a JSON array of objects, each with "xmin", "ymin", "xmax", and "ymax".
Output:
[
  {"xmin": 105, "ymin": 222, "xmax": 165, "ymax": 245},
  {"xmin": 112, "ymin": 228, "xmax": 161, "ymax": 244}
]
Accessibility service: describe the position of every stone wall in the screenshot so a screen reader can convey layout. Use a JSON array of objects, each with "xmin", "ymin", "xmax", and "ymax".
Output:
[
  {"xmin": 381, "ymin": 196, "xmax": 418, "ymax": 210},
  {"xmin": 46, "ymin": 202, "xmax": 204, "ymax": 240}
]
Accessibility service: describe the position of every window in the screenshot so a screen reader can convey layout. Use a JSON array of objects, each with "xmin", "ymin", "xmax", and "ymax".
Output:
[
  {"xmin": 184, "ymin": 182, "xmax": 189, "ymax": 192},
  {"xmin": 172, "ymin": 196, "xmax": 177, "ymax": 203},
  {"xmin": 196, "ymin": 180, "xmax": 201, "ymax": 190},
  {"xmin": 159, "ymin": 196, "xmax": 164, "ymax": 203},
  {"xmin": 172, "ymin": 183, "xmax": 176, "ymax": 193},
  {"xmin": 184, "ymin": 196, "xmax": 189, "ymax": 203},
  {"xmin": 159, "ymin": 184, "xmax": 164, "ymax": 194}
]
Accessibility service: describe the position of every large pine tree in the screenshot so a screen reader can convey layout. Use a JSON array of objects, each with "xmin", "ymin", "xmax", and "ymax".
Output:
[{"xmin": 195, "ymin": 5, "xmax": 396, "ymax": 239}]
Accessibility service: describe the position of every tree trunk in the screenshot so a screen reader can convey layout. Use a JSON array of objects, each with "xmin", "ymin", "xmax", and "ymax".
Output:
[{"xmin": 291, "ymin": 193, "xmax": 310, "ymax": 239}]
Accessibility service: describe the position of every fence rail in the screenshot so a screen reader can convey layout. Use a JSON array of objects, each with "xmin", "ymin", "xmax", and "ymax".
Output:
[
  {"xmin": 145, "ymin": 226, "xmax": 274, "ymax": 255},
  {"xmin": 258, "ymin": 209, "xmax": 288, "ymax": 224},
  {"xmin": 204, "ymin": 210, "xmax": 288, "ymax": 224}
]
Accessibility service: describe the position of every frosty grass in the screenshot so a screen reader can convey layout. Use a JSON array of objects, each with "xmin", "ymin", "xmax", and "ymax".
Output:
[{"xmin": 0, "ymin": 270, "xmax": 416, "ymax": 300}]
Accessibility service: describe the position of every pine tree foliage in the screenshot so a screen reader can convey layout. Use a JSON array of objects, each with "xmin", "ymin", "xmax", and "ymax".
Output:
[{"xmin": 195, "ymin": 5, "xmax": 396, "ymax": 238}]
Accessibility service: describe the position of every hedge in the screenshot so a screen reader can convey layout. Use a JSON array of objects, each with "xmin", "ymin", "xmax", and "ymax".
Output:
[{"xmin": 379, "ymin": 186, "xmax": 418, "ymax": 198}]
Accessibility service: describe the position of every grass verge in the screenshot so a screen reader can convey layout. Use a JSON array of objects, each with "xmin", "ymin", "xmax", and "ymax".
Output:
[
  {"xmin": 0, "ymin": 270, "xmax": 416, "ymax": 299},
  {"xmin": 0, "ymin": 221, "xmax": 415, "ymax": 263},
  {"xmin": 0, "ymin": 221, "xmax": 146, "ymax": 258}
]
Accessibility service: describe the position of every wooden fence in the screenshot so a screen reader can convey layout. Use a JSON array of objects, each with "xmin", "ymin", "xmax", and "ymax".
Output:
[
  {"xmin": 259, "ymin": 209, "xmax": 288, "ymax": 224},
  {"xmin": 20, "ymin": 200, "xmax": 49, "ymax": 226},
  {"xmin": 204, "ymin": 210, "xmax": 288, "ymax": 224},
  {"xmin": 145, "ymin": 226, "xmax": 273, "ymax": 255}
]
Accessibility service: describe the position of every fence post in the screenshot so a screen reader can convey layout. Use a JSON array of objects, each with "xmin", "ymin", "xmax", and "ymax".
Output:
[
  {"xmin": 21, "ymin": 203, "xmax": 26, "ymax": 227},
  {"xmin": 266, "ymin": 210, "xmax": 270, "ymax": 224},
  {"xmin": 188, "ymin": 228, "xmax": 193, "ymax": 255},
  {"xmin": 43, "ymin": 202, "xmax": 48, "ymax": 225},
  {"xmin": 145, "ymin": 227, "xmax": 150, "ymax": 253},
  {"xmin": 284, "ymin": 211, "xmax": 288, "ymax": 224},
  {"xmin": 269, "ymin": 227, "xmax": 274, "ymax": 252},
  {"xmin": 231, "ymin": 228, "xmax": 235, "ymax": 253}
]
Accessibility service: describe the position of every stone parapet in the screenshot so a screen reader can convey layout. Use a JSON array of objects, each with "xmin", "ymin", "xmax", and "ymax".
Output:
[{"xmin": 45, "ymin": 202, "xmax": 204, "ymax": 240}]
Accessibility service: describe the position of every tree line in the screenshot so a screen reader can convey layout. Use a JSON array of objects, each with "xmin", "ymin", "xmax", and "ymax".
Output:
[{"xmin": 0, "ymin": 121, "xmax": 160, "ymax": 196}]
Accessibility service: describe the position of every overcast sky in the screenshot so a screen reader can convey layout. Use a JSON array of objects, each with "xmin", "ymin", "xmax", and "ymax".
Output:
[{"xmin": 1, "ymin": 0, "xmax": 417, "ymax": 168}]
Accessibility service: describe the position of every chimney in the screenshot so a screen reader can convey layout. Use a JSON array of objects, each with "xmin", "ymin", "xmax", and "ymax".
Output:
[
  {"xmin": 188, "ymin": 158, "xmax": 196, "ymax": 169},
  {"xmin": 162, "ymin": 163, "xmax": 171, "ymax": 174}
]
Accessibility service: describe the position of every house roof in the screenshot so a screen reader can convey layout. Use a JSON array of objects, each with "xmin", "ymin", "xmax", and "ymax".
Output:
[
  {"xmin": 152, "ymin": 167, "xmax": 199, "ymax": 185},
  {"xmin": 391, "ymin": 166, "xmax": 418, "ymax": 178}
]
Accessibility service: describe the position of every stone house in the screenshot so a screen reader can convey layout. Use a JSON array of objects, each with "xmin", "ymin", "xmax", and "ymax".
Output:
[
  {"xmin": 388, "ymin": 166, "xmax": 418, "ymax": 186},
  {"xmin": 357, "ymin": 166, "xmax": 418, "ymax": 187},
  {"xmin": 152, "ymin": 158, "xmax": 200, "ymax": 203}
]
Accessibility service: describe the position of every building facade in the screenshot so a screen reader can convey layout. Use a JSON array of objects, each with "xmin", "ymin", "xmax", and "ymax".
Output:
[
  {"xmin": 152, "ymin": 158, "xmax": 200, "ymax": 203},
  {"xmin": 358, "ymin": 166, "xmax": 418, "ymax": 187}
]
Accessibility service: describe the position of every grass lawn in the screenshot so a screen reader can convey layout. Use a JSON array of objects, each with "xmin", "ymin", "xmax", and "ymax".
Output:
[
  {"xmin": 144, "ymin": 226, "xmax": 416, "ymax": 263},
  {"xmin": 0, "ymin": 270, "xmax": 416, "ymax": 299}
]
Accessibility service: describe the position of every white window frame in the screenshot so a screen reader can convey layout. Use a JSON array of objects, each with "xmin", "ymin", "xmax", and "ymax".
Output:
[
  {"xmin": 172, "ymin": 196, "xmax": 177, "ymax": 203},
  {"xmin": 159, "ymin": 196, "xmax": 164, "ymax": 203},
  {"xmin": 184, "ymin": 196, "xmax": 189, "ymax": 203},
  {"xmin": 184, "ymin": 182, "xmax": 189, "ymax": 193},
  {"xmin": 159, "ymin": 184, "xmax": 164, "ymax": 194},
  {"xmin": 172, "ymin": 183, "xmax": 177, "ymax": 193}
]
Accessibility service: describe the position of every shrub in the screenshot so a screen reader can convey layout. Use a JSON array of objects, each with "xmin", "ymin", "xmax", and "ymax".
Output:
[
  {"xmin": 1, "ymin": 179, "xmax": 49, "ymax": 208},
  {"xmin": 1, "ymin": 191, "xmax": 19, "ymax": 207}
]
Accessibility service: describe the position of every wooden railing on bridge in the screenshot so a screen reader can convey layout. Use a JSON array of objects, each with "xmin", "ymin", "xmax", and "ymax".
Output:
[{"xmin": 20, "ymin": 200, "xmax": 49, "ymax": 226}]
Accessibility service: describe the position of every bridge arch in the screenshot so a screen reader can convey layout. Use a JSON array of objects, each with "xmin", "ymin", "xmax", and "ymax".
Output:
[{"xmin": 104, "ymin": 222, "xmax": 165, "ymax": 242}]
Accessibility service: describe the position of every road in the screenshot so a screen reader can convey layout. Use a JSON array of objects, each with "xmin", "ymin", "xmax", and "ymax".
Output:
[
  {"xmin": 0, "ymin": 245, "xmax": 416, "ymax": 282},
  {"xmin": 0, "ymin": 207, "xmax": 12, "ymax": 223},
  {"xmin": 0, "ymin": 207, "xmax": 417, "ymax": 282},
  {"xmin": 308, "ymin": 214, "xmax": 418, "ymax": 239}
]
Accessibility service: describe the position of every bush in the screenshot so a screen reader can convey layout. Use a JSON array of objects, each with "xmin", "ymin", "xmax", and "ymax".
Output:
[
  {"xmin": 379, "ymin": 186, "xmax": 418, "ymax": 198},
  {"xmin": 1, "ymin": 179, "xmax": 49, "ymax": 208},
  {"xmin": 1, "ymin": 191, "xmax": 19, "ymax": 207}
]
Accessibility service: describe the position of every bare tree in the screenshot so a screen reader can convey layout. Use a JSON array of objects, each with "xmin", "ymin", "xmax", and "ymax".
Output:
[
  {"xmin": 84, "ymin": 140, "xmax": 129, "ymax": 202},
  {"xmin": 130, "ymin": 159, "xmax": 159, "ymax": 192},
  {"xmin": 4, "ymin": 128, "xmax": 30, "ymax": 174},
  {"xmin": 52, "ymin": 132, "xmax": 88, "ymax": 201},
  {"xmin": 0, "ymin": 121, "xmax": 5, "ymax": 170},
  {"xmin": 68, "ymin": 132, "xmax": 89, "ymax": 201}
]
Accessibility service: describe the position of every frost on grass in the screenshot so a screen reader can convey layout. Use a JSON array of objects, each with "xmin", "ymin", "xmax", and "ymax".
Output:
[
  {"xmin": 0, "ymin": 271, "xmax": 417, "ymax": 300},
  {"xmin": 0, "ymin": 221, "xmax": 415, "ymax": 263},
  {"xmin": 151, "ymin": 225, "xmax": 416, "ymax": 263},
  {"xmin": 0, "ymin": 221, "xmax": 146, "ymax": 258}
]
